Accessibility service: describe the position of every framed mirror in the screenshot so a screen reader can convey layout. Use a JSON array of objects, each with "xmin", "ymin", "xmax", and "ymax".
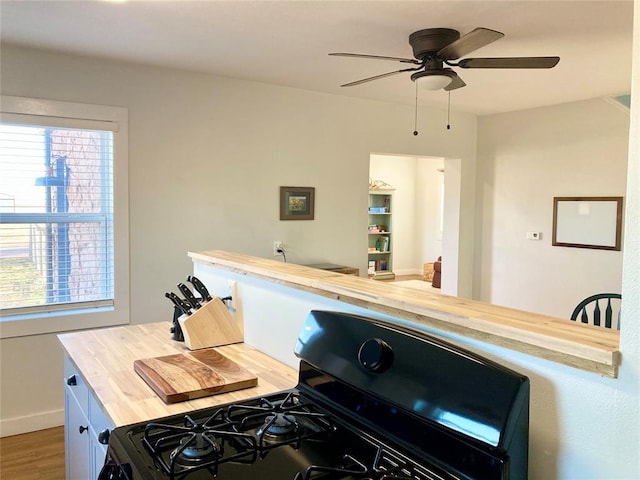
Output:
[{"xmin": 552, "ymin": 197, "xmax": 623, "ymax": 251}]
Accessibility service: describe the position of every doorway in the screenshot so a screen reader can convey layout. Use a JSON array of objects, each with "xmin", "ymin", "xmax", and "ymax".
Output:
[{"xmin": 369, "ymin": 153, "xmax": 444, "ymax": 275}]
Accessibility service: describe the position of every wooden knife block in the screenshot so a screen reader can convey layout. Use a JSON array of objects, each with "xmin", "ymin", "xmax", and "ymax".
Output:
[{"xmin": 178, "ymin": 297, "xmax": 243, "ymax": 350}]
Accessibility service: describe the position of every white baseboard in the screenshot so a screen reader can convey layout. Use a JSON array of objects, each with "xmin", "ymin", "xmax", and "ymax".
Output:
[{"xmin": 0, "ymin": 409, "xmax": 64, "ymax": 437}]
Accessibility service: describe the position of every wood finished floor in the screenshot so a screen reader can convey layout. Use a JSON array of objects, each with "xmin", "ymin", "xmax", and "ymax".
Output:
[{"xmin": 0, "ymin": 427, "xmax": 65, "ymax": 480}]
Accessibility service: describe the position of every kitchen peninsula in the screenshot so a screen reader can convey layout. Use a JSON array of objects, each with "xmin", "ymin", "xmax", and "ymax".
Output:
[
  {"xmin": 58, "ymin": 323, "xmax": 297, "ymax": 479},
  {"xmin": 189, "ymin": 250, "xmax": 620, "ymax": 378},
  {"xmin": 58, "ymin": 249, "xmax": 624, "ymax": 479}
]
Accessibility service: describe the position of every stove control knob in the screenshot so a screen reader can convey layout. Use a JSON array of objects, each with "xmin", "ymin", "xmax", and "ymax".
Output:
[
  {"xmin": 358, "ymin": 338, "xmax": 393, "ymax": 373},
  {"xmin": 98, "ymin": 428, "xmax": 111, "ymax": 445}
]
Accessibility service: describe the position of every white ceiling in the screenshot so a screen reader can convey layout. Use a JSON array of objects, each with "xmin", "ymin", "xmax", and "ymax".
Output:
[{"xmin": 0, "ymin": 0, "xmax": 634, "ymax": 115}]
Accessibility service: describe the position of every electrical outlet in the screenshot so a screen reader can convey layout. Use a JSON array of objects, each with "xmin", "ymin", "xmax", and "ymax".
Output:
[
  {"xmin": 273, "ymin": 241, "xmax": 283, "ymax": 256},
  {"xmin": 227, "ymin": 280, "xmax": 236, "ymax": 297},
  {"xmin": 226, "ymin": 280, "xmax": 236, "ymax": 311}
]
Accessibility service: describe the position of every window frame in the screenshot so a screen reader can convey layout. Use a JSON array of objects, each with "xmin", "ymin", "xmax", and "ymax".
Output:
[{"xmin": 0, "ymin": 95, "xmax": 129, "ymax": 338}]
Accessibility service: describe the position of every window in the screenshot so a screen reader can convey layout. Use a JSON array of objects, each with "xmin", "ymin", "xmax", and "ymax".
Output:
[{"xmin": 0, "ymin": 96, "xmax": 129, "ymax": 337}]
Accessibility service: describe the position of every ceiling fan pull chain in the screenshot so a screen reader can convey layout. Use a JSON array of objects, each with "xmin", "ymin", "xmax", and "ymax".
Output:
[
  {"xmin": 413, "ymin": 81, "xmax": 419, "ymax": 136},
  {"xmin": 447, "ymin": 90, "xmax": 451, "ymax": 130}
]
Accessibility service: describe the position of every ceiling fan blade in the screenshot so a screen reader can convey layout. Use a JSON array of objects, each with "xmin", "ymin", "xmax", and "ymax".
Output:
[
  {"xmin": 444, "ymin": 74, "xmax": 466, "ymax": 91},
  {"xmin": 437, "ymin": 27, "xmax": 504, "ymax": 60},
  {"xmin": 339, "ymin": 67, "xmax": 421, "ymax": 87},
  {"xmin": 458, "ymin": 56, "xmax": 560, "ymax": 69},
  {"xmin": 329, "ymin": 52, "xmax": 420, "ymax": 65}
]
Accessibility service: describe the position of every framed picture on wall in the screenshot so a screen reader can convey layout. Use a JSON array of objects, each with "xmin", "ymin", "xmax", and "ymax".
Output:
[
  {"xmin": 280, "ymin": 186, "xmax": 315, "ymax": 220},
  {"xmin": 552, "ymin": 196, "xmax": 623, "ymax": 251}
]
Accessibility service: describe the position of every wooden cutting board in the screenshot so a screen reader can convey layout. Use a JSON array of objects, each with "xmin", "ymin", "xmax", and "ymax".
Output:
[{"xmin": 134, "ymin": 348, "xmax": 258, "ymax": 404}]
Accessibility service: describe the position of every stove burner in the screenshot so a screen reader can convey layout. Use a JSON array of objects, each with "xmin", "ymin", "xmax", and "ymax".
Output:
[
  {"xmin": 173, "ymin": 432, "xmax": 219, "ymax": 464},
  {"xmin": 259, "ymin": 413, "xmax": 298, "ymax": 438}
]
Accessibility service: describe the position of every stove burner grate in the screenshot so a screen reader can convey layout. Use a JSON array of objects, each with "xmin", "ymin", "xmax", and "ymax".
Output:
[
  {"xmin": 138, "ymin": 393, "xmax": 337, "ymax": 479},
  {"xmin": 226, "ymin": 392, "xmax": 335, "ymax": 449},
  {"xmin": 142, "ymin": 409, "xmax": 257, "ymax": 479},
  {"xmin": 137, "ymin": 392, "xmax": 444, "ymax": 480}
]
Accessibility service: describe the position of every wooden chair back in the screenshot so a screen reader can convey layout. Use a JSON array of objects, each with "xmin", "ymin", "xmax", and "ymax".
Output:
[{"xmin": 570, "ymin": 293, "xmax": 622, "ymax": 329}]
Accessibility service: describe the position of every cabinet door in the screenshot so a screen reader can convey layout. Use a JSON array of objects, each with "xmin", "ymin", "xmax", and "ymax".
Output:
[
  {"xmin": 92, "ymin": 437, "xmax": 108, "ymax": 479},
  {"xmin": 65, "ymin": 386, "xmax": 90, "ymax": 480},
  {"xmin": 90, "ymin": 394, "xmax": 113, "ymax": 477}
]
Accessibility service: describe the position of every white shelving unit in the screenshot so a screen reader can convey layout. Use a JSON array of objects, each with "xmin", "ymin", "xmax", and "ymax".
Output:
[{"xmin": 368, "ymin": 189, "xmax": 395, "ymax": 280}]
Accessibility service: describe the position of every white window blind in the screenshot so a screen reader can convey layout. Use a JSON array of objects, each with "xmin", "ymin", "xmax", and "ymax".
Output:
[
  {"xmin": 0, "ymin": 123, "xmax": 115, "ymax": 314},
  {"xmin": 1, "ymin": 96, "xmax": 128, "ymax": 337}
]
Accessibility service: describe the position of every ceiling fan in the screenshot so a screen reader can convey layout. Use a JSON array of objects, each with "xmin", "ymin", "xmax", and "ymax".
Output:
[{"xmin": 330, "ymin": 27, "xmax": 560, "ymax": 91}]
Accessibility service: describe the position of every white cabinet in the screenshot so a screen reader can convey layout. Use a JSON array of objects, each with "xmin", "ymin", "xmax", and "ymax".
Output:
[
  {"xmin": 92, "ymin": 438, "xmax": 108, "ymax": 479},
  {"xmin": 65, "ymin": 385, "xmax": 90, "ymax": 479},
  {"xmin": 64, "ymin": 354, "xmax": 113, "ymax": 480},
  {"xmin": 368, "ymin": 190, "xmax": 395, "ymax": 280},
  {"xmin": 90, "ymin": 393, "xmax": 110, "ymax": 479}
]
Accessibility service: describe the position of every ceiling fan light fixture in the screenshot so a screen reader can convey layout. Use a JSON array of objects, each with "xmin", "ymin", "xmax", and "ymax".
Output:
[{"xmin": 411, "ymin": 70, "xmax": 455, "ymax": 90}]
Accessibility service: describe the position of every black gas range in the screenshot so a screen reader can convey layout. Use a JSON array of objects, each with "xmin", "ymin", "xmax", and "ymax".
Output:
[{"xmin": 99, "ymin": 310, "xmax": 530, "ymax": 480}]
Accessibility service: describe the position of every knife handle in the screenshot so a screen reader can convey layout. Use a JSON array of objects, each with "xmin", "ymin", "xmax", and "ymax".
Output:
[
  {"xmin": 165, "ymin": 292, "xmax": 191, "ymax": 316},
  {"xmin": 187, "ymin": 275, "xmax": 213, "ymax": 302},
  {"xmin": 178, "ymin": 283, "xmax": 201, "ymax": 310}
]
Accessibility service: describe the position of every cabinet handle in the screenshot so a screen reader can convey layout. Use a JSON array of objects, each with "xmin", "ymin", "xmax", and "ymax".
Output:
[
  {"xmin": 79, "ymin": 425, "xmax": 88, "ymax": 434},
  {"xmin": 66, "ymin": 374, "xmax": 77, "ymax": 386},
  {"xmin": 98, "ymin": 428, "xmax": 111, "ymax": 445}
]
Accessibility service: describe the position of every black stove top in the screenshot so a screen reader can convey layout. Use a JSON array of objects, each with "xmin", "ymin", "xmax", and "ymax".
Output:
[
  {"xmin": 108, "ymin": 390, "xmax": 449, "ymax": 480},
  {"xmin": 101, "ymin": 310, "xmax": 530, "ymax": 480}
]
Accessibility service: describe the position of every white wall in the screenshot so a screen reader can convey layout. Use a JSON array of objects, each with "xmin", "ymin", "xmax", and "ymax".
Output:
[
  {"xmin": 476, "ymin": 98, "xmax": 629, "ymax": 318},
  {"xmin": 621, "ymin": 2, "xmax": 640, "ymax": 477},
  {"xmin": 0, "ymin": 45, "xmax": 478, "ymax": 434},
  {"xmin": 416, "ymin": 160, "xmax": 445, "ymax": 266},
  {"xmin": 372, "ymin": 96, "xmax": 629, "ymax": 315}
]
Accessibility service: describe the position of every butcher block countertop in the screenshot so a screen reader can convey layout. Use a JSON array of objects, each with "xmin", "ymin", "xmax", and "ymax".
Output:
[
  {"xmin": 189, "ymin": 250, "xmax": 621, "ymax": 378},
  {"xmin": 58, "ymin": 322, "xmax": 297, "ymax": 426}
]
